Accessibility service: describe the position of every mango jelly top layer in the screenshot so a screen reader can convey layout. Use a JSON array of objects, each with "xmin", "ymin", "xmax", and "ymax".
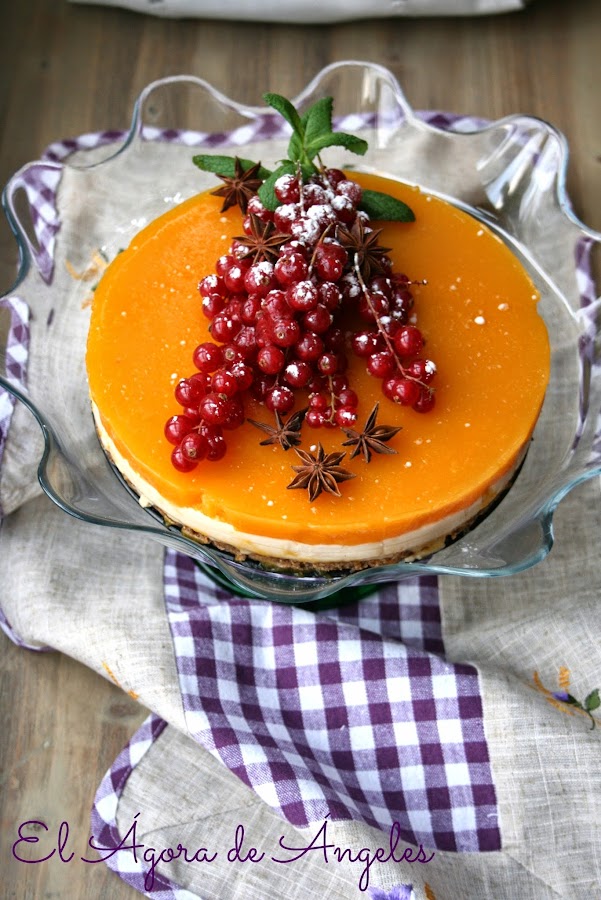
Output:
[{"xmin": 86, "ymin": 173, "xmax": 550, "ymax": 546}]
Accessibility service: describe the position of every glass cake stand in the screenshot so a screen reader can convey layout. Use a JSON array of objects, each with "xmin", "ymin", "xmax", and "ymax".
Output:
[{"xmin": 1, "ymin": 61, "xmax": 600, "ymax": 604}]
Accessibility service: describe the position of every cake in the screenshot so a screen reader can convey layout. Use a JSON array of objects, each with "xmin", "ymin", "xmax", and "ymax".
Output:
[{"xmin": 86, "ymin": 95, "xmax": 550, "ymax": 574}]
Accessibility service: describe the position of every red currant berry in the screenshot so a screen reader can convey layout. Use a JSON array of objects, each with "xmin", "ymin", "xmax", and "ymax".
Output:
[
  {"xmin": 265, "ymin": 385, "xmax": 295, "ymax": 414},
  {"xmin": 210, "ymin": 314, "xmax": 242, "ymax": 343},
  {"xmin": 224, "ymin": 297, "xmax": 244, "ymax": 321},
  {"xmin": 211, "ymin": 369, "xmax": 239, "ymax": 397},
  {"xmin": 306, "ymin": 408, "xmax": 326, "ymax": 428},
  {"xmin": 215, "ymin": 254, "xmax": 235, "ymax": 276},
  {"xmin": 274, "ymin": 174, "xmax": 300, "ymax": 204},
  {"xmin": 174, "ymin": 377, "xmax": 205, "ymax": 408},
  {"xmin": 331, "ymin": 194, "xmax": 356, "ymax": 224},
  {"xmin": 367, "ymin": 351, "xmax": 395, "ymax": 379},
  {"xmin": 352, "ymin": 330, "xmax": 381, "ymax": 358},
  {"xmin": 201, "ymin": 293, "xmax": 226, "ymax": 319},
  {"xmin": 223, "ymin": 264, "xmax": 248, "ymax": 294},
  {"xmin": 324, "ymin": 168, "xmax": 345, "ymax": 187},
  {"xmin": 303, "ymin": 304, "xmax": 332, "ymax": 334},
  {"xmin": 233, "ymin": 325, "xmax": 258, "ymax": 361},
  {"xmin": 274, "ymin": 251, "xmax": 308, "ymax": 285},
  {"xmin": 246, "ymin": 195, "xmax": 273, "ymax": 222},
  {"xmin": 257, "ymin": 344, "xmax": 286, "ymax": 375},
  {"xmin": 309, "ymin": 391, "xmax": 329, "ymax": 411},
  {"xmin": 230, "ymin": 361, "xmax": 254, "ymax": 391},
  {"xmin": 249, "ymin": 375, "xmax": 275, "ymax": 402},
  {"xmin": 164, "ymin": 415, "xmax": 194, "ymax": 445},
  {"xmin": 317, "ymin": 352, "xmax": 339, "ymax": 376},
  {"xmin": 329, "ymin": 374, "xmax": 349, "ymax": 393},
  {"xmin": 413, "ymin": 387, "xmax": 436, "ymax": 413},
  {"xmin": 390, "ymin": 377, "xmax": 421, "ymax": 406},
  {"xmin": 181, "ymin": 407, "xmax": 201, "ymax": 425},
  {"xmin": 273, "ymin": 203, "xmax": 300, "ymax": 234},
  {"xmin": 318, "ymin": 282, "xmax": 342, "ymax": 311},
  {"xmin": 271, "ymin": 317, "xmax": 301, "ymax": 348},
  {"xmin": 198, "ymin": 274, "xmax": 226, "ymax": 298},
  {"xmin": 255, "ymin": 315, "xmax": 273, "ymax": 348},
  {"xmin": 358, "ymin": 291, "xmax": 389, "ymax": 322},
  {"xmin": 302, "ymin": 182, "xmax": 327, "ymax": 206},
  {"xmin": 262, "ymin": 290, "xmax": 290, "ymax": 319},
  {"xmin": 338, "ymin": 387, "xmax": 358, "ymax": 408},
  {"xmin": 171, "ymin": 445, "xmax": 198, "ymax": 472},
  {"xmin": 369, "ymin": 275, "xmax": 392, "ymax": 298},
  {"xmin": 406, "ymin": 357, "xmax": 437, "ymax": 383},
  {"xmin": 193, "ymin": 341, "xmax": 224, "ymax": 372},
  {"xmin": 394, "ymin": 325, "xmax": 424, "ymax": 357},
  {"xmin": 295, "ymin": 332, "xmax": 324, "ymax": 362},
  {"xmin": 221, "ymin": 343, "xmax": 243, "ymax": 366},
  {"xmin": 283, "ymin": 359, "xmax": 312, "ymax": 388},
  {"xmin": 336, "ymin": 179, "xmax": 362, "ymax": 204},
  {"xmin": 199, "ymin": 392, "xmax": 229, "ymax": 425},
  {"xmin": 334, "ymin": 406, "xmax": 358, "ymax": 427},
  {"xmin": 314, "ymin": 242, "xmax": 347, "ymax": 282},
  {"xmin": 287, "ymin": 280, "xmax": 319, "ymax": 312},
  {"xmin": 205, "ymin": 431, "xmax": 227, "ymax": 462},
  {"xmin": 180, "ymin": 431, "xmax": 207, "ymax": 461},
  {"xmin": 241, "ymin": 295, "xmax": 262, "ymax": 324},
  {"xmin": 279, "ymin": 240, "xmax": 308, "ymax": 259},
  {"xmin": 244, "ymin": 262, "xmax": 277, "ymax": 297}
]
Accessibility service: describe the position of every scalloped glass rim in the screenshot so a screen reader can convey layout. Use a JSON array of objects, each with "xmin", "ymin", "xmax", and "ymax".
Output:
[{"xmin": 2, "ymin": 61, "xmax": 601, "ymax": 603}]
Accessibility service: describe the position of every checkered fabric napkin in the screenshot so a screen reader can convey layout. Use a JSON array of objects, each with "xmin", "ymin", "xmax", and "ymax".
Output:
[{"xmin": 164, "ymin": 551, "xmax": 501, "ymax": 853}]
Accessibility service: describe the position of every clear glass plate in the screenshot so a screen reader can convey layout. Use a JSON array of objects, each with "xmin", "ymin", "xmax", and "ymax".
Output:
[{"xmin": 2, "ymin": 61, "xmax": 600, "ymax": 603}]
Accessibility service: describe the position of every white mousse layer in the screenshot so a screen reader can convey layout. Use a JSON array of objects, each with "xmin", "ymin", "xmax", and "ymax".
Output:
[{"xmin": 94, "ymin": 403, "xmax": 519, "ymax": 565}]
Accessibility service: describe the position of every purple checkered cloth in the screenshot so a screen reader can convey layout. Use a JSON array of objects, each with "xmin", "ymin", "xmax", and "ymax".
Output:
[{"xmin": 164, "ymin": 552, "xmax": 500, "ymax": 854}]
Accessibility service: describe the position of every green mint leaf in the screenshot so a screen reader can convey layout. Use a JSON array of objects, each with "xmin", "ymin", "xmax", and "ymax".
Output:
[
  {"xmin": 263, "ymin": 93, "xmax": 305, "ymax": 138},
  {"xmin": 258, "ymin": 161, "xmax": 297, "ymax": 211},
  {"xmin": 192, "ymin": 154, "xmax": 271, "ymax": 180},
  {"xmin": 359, "ymin": 189, "xmax": 415, "ymax": 222},
  {"xmin": 303, "ymin": 97, "xmax": 334, "ymax": 145},
  {"xmin": 585, "ymin": 689, "xmax": 600, "ymax": 712},
  {"xmin": 306, "ymin": 131, "xmax": 368, "ymax": 158}
]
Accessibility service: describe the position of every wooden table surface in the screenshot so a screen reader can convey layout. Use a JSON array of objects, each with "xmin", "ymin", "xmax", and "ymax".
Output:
[{"xmin": 1, "ymin": 0, "xmax": 599, "ymax": 896}]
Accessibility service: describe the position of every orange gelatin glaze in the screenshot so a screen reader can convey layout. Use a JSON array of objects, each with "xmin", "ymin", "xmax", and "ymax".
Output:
[{"xmin": 86, "ymin": 173, "xmax": 550, "ymax": 554}]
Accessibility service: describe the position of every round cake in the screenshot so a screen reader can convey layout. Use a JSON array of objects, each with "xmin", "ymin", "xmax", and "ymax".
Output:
[{"xmin": 86, "ymin": 163, "xmax": 550, "ymax": 573}]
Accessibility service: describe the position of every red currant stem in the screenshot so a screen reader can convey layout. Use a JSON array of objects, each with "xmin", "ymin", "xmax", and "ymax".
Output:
[
  {"xmin": 295, "ymin": 161, "xmax": 306, "ymax": 216},
  {"xmin": 326, "ymin": 375, "xmax": 337, "ymax": 424},
  {"xmin": 316, "ymin": 153, "xmax": 330, "ymax": 181},
  {"xmin": 307, "ymin": 222, "xmax": 334, "ymax": 276},
  {"xmin": 353, "ymin": 257, "xmax": 431, "ymax": 392}
]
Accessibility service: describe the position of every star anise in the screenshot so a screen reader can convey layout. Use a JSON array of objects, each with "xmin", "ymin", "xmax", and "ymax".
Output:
[
  {"xmin": 248, "ymin": 408, "xmax": 307, "ymax": 451},
  {"xmin": 287, "ymin": 443, "xmax": 355, "ymax": 502},
  {"xmin": 211, "ymin": 157, "xmax": 263, "ymax": 214},
  {"xmin": 341, "ymin": 402, "xmax": 401, "ymax": 463},
  {"xmin": 337, "ymin": 219, "xmax": 392, "ymax": 281},
  {"xmin": 234, "ymin": 215, "xmax": 289, "ymax": 264}
]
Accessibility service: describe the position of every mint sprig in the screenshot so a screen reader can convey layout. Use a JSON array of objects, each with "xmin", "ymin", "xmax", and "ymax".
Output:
[
  {"xmin": 263, "ymin": 92, "xmax": 368, "ymax": 184},
  {"xmin": 191, "ymin": 93, "xmax": 415, "ymax": 222}
]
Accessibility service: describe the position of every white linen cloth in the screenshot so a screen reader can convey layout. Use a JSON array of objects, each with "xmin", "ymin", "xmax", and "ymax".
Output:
[{"xmin": 67, "ymin": 0, "xmax": 531, "ymax": 24}]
